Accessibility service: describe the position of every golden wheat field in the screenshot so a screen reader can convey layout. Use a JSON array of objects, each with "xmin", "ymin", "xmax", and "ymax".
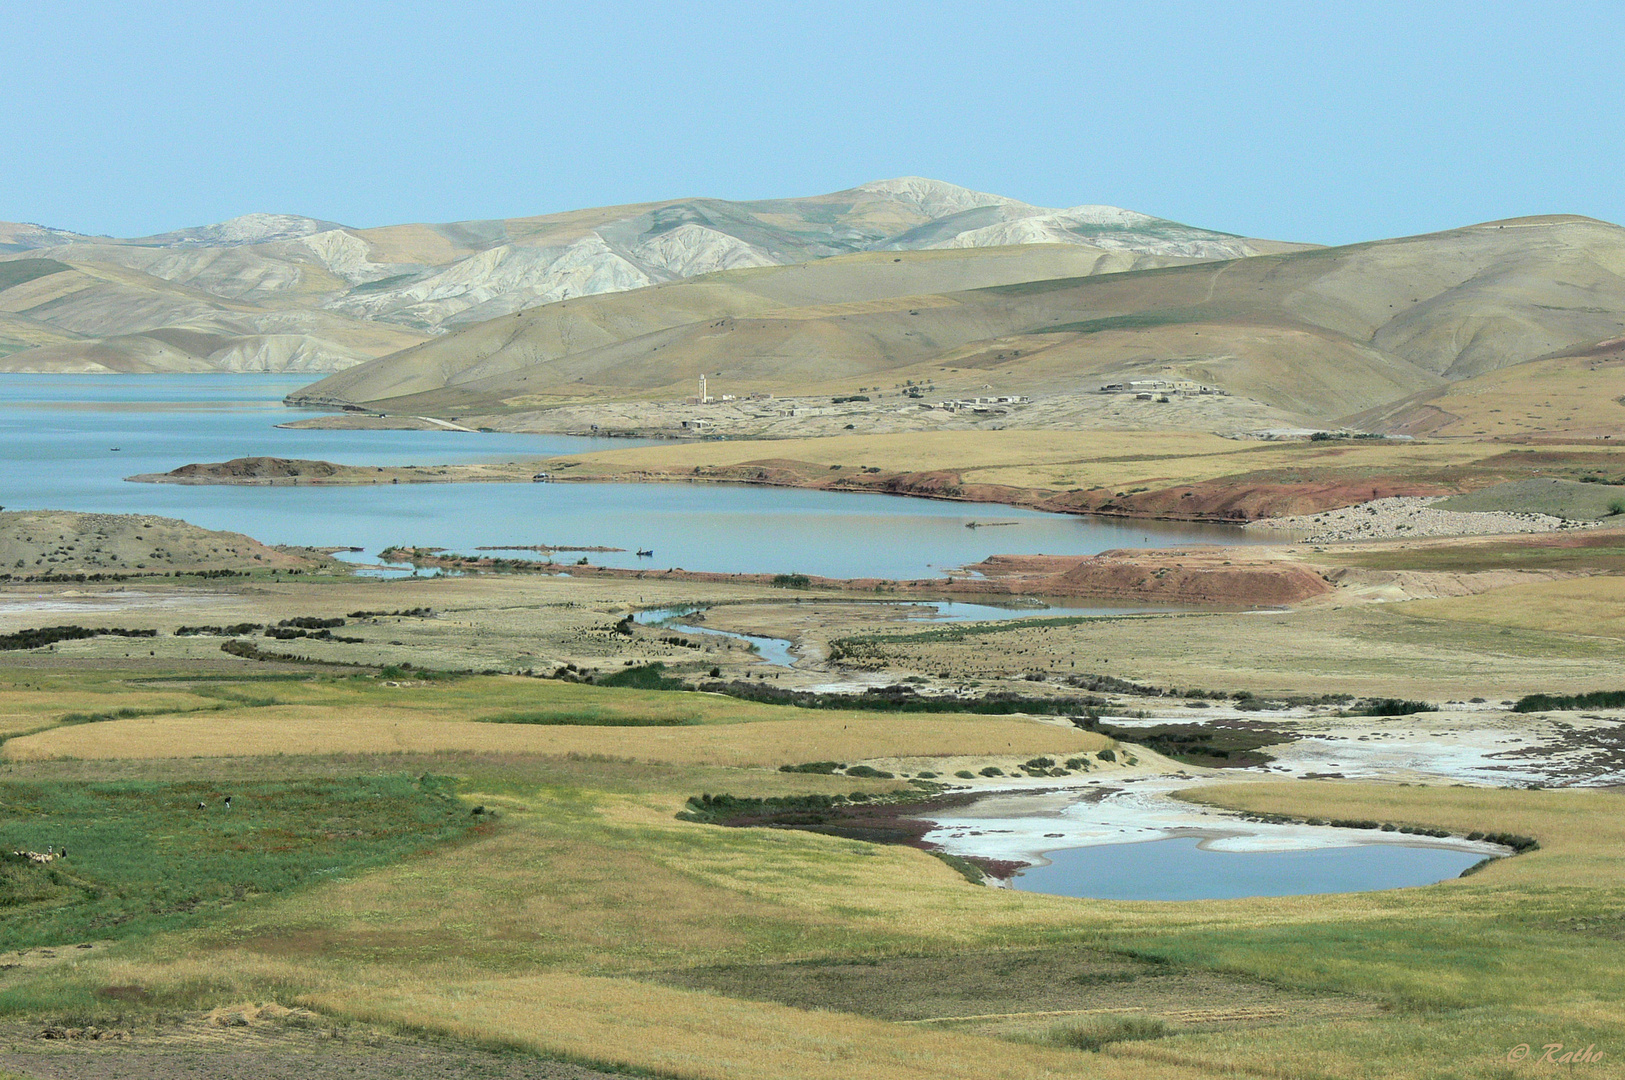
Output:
[{"xmin": 2, "ymin": 707, "xmax": 1109, "ymax": 766}]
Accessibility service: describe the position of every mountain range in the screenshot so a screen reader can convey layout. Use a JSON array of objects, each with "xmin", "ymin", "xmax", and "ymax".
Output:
[
  {"xmin": 297, "ymin": 213, "xmax": 1625, "ymax": 436},
  {"xmin": 0, "ymin": 178, "xmax": 1297, "ymax": 375},
  {"xmin": 10, "ymin": 178, "xmax": 1624, "ymax": 441}
]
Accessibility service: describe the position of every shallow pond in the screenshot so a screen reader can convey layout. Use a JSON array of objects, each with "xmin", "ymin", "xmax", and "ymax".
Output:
[
  {"xmin": 0, "ymin": 374, "xmax": 1262, "ymax": 579},
  {"xmin": 631, "ymin": 597, "xmax": 1199, "ymax": 668},
  {"xmin": 1009, "ymin": 835, "xmax": 1487, "ymax": 900},
  {"xmin": 632, "ymin": 607, "xmax": 798, "ymax": 666}
]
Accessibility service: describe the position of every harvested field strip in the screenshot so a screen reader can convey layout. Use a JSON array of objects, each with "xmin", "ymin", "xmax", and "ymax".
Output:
[
  {"xmin": 1178, "ymin": 782, "xmax": 1625, "ymax": 887},
  {"xmin": 305, "ymin": 973, "xmax": 1206, "ymax": 1080},
  {"xmin": 3, "ymin": 712, "xmax": 1111, "ymax": 766},
  {"xmin": 5, "ymin": 671, "xmax": 1098, "ymax": 732},
  {"xmin": 903, "ymin": 1007, "xmax": 1148, "ymax": 1023},
  {"xmin": 1337, "ymin": 530, "xmax": 1625, "ymax": 574},
  {"xmin": 647, "ymin": 946, "xmax": 1369, "ymax": 1031},
  {"xmin": 550, "ymin": 431, "xmax": 1625, "ymax": 518},
  {"xmin": 1398, "ymin": 576, "xmax": 1625, "ymax": 639}
]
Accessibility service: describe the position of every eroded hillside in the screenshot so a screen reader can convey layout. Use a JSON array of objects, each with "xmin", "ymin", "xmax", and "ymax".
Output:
[
  {"xmin": 0, "ymin": 179, "xmax": 1290, "ymax": 374},
  {"xmin": 292, "ymin": 215, "xmax": 1625, "ymax": 432}
]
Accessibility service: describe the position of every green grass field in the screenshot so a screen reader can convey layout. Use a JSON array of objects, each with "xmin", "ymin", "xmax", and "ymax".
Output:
[
  {"xmin": 0, "ymin": 775, "xmax": 472, "ymax": 952},
  {"xmin": 0, "ymin": 668, "xmax": 1620, "ymax": 1078},
  {"xmin": 1339, "ymin": 536, "xmax": 1625, "ymax": 574},
  {"xmin": 1436, "ymin": 478, "xmax": 1625, "ymax": 520}
]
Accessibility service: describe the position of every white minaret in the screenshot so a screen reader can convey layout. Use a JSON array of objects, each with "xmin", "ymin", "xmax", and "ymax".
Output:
[{"xmin": 700, "ymin": 374, "xmax": 708, "ymax": 403}]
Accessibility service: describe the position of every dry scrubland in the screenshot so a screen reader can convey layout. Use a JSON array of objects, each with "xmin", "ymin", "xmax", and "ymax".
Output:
[
  {"xmin": 0, "ymin": 511, "xmax": 323, "ymax": 575},
  {"xmin": 823, "ymin": 605, "xmax": 1625, "ymax": 699},
  {"xmin": 538, "ymin": 429, "xmax": 1625, "ymax": 518},
  {"xmin": 1, "ymin": 534, "xmax": 1621, "ymax": 702}
]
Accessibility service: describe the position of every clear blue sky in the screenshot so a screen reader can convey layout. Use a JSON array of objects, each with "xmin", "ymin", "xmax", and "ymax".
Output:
[{"xmin": 4, "ymin": 0, "xmax": 1621, "ymax": 245}]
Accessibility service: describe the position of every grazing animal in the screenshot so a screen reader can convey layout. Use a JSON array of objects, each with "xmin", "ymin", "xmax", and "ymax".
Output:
[
  {"xmin": 197, "ymin": 801, "xmax": 207, "ymax": 810},
  {"xmin": 224, "ymin": 796, "xmax": 232, "ymax": 810},
  {"xmin": 12, "ymin": 849, "xmax": 58, "ymax": 864}
]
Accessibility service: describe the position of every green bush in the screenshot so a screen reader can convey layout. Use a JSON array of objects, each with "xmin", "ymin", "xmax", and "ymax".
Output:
[
  {"xmin": 596, "ymin": 662, "xmax": 685, "ymax": 690},
  {"xmin": 1358, "ymin": 698, "xmax": 1437, "ymax": 716},
  {"xmin": 1045, "ymin": 1015, "xmax": 1167, "ymax": 1051},
  {"xmin": 954, "ymin": 770, "xmax": 976, "ymax": 779},
  {"xmin": 1513, "ymin": 689, "xmax": 1625, "ymax": 712},
  {"xmin": 1097, "ymin": 749, "xmax": 1117, "ymax": 762},
  {"xmin": 978, "ymin": 766, "xmax": 1004, "ymax": 777}
]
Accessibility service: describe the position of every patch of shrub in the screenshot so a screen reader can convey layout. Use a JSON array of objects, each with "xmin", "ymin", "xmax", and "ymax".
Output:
[
  {"xmin": 1513, "ymin": 690, "xmax": 1625, "ymax": 713},
  {"xmin": 1045, "ymin": 1015, "xmax": 1168, "ymax": 1052},
  {"xmin": 844, "ymin": 765, "xmax": 894, "ymax": 779},
  {"xmin": 770, "ymin": 573, "xmax": 812, "ymax": 589},
  {"xmin": 954, "ymin": 770, "xmax": 976, "ymax": 779},
  {"xmin": 929, "ymin": 851, "xmax": 985, "ymax": 885},
  {"xmin": 979, "ymin": 766, "xmax": 1004, "ymax": 777},
  {"xmin": 1097, "ymin": 749, "xmax": 1117, "ymax": 762},
  {"xmin": 0, "ymin": 626, "xmax": 157, "ymax": 651},
  {"xmin": 696, "ymin": 680, "xmax": 1110, "ymax": 717},
  {"xmin": 1358, "ymin": 698, "xmax": 1438, "ymax": 716},
  {"xmin": 596, "ymin": 663, "xmax": 685, "ymax": 690},
  {"xmin": 265, "ymin": 627, "xmax": 363, "ymax": 643},
  {"xmin": 778, "ymin": 762, "xmax": 843, "ymax": 774},
  {"xmin": 1481, "ymin": 831, "xmax": 1540, "ymax": 852}
]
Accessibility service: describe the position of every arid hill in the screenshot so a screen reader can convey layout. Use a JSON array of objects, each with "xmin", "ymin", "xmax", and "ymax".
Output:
[
  {"xmin": 0, "ymin": 179, "xmax": 1294, "ymax": 374},
  {"xmin": 293, "ymin": 215, "xmax": 1625, "ymax": 429},
  {"xmin": 0, "ymin": 510, "xmax": 320, "ymax": 576}
]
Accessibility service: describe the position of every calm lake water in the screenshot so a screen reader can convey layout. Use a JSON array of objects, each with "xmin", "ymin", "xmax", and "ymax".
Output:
[
  {"xmin": 0, "ymin": 374, "xmax": 1260, "ymax": 579},
  {"xmin": 1011, "ymin": 836, "xmax": 1487, "ymax": 900}
]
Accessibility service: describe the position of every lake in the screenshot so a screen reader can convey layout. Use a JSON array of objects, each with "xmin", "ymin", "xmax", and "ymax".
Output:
[
  {"xmin": 0, "ymin": 374, "xmax": 1259, "ymax": 580},
  {"xmin": 1009, "ymin": 836, "xmax": 1489, "ymax": 901}
]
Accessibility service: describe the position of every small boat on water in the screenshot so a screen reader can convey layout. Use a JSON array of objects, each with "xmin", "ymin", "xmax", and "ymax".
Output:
[{"xmin": 636, "ymin": 549, "xmax": 654, "ymax": 557}]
